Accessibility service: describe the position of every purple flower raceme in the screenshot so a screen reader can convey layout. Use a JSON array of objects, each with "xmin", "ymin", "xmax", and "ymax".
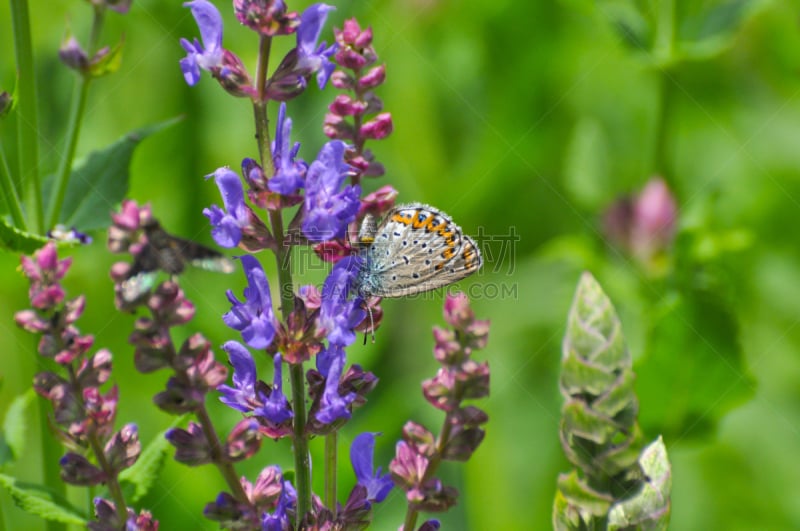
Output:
[
  {"xmin": 223, "ymin": 255, "xmax": 277, "ymax": 349},
  {"xmin": 261, "ymin": 478, "xmax": 296, "ymax": 530},
  {"xmin": 180, "ymin": 0, "xmax": 224, "ymax": 85},
  {"xmin": 302, "ymin": 140, "xmax": 360, "ymax": 242},
  {"xmin": 350, "ymin": 432, "xmax": 393, "ymax": 503},
  {"xmin": 268, "ymin": 102, "xmax": 307, "ymax": 194}
]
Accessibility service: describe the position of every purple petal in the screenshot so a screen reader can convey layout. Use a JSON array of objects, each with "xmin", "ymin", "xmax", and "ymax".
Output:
[
  {"xmin": 297, "ymin": 4, "xmax": 335, "ymax": 55},
  {"xmin": 185, "ymin": 0, "xmax": 223, "ymax": 53}
]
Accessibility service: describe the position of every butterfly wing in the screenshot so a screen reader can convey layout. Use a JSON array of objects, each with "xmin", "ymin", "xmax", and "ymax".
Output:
[{"xmin": 359, "ymin": 203, "xmax": 482, "ymax": 297}]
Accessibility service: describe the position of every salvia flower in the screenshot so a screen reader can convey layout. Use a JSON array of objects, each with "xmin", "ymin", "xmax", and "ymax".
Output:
[
  {"xmin": 296, "ymin": 3, "xmax": 338, "ymax": 89},
  {"xmin": 204, "ymin": 167, "xmax": 248, "ymax": 248},
  {"xmin": 218, "ymin": 341, "xmax": 259, "ymax": 413},
  {"xmin": 180, "ymin": 0, "xmax": 225, "ymax": 85},
  {"xmin": 319, "ymin": 256, "xmax": 366, "ymax": 346},
  {"xmin": 350, "ymin": 432, "xmax": 393, "ymax": 503},
  {"xmin": 254, "ymin": 354, "xmax": 293, "ymax": 424},
  {"xmin": 223, "ymin": 255, "xmax": 277, "ymax": 349},
  {"xmin": 302, "ymin": 140, "xmax": 360, "ymax": 242},
  {"xmin": 268, "ymin": 102, "xmax": 307, "ymax": 194},
  {"xmin": 90, "ymin": 498, "xmax": 158, "ymax": 531},
  {"xmin": 315, "ymin": 345, "xmax": 357, "ymax": 424}
]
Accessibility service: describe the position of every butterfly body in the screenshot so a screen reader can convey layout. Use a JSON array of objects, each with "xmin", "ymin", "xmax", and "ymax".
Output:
[{"xmin": 354, "ymin": 203, "xmax": 482, "ymax": 298}]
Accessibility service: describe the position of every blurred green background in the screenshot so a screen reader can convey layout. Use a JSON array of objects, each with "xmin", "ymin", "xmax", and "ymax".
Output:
[{"xmin": 2, "ymin": 0, "xmax": 800, "ymax": 529}]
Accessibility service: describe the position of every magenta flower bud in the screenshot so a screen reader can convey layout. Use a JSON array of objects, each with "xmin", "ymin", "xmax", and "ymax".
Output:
[
  {"xmin": 440, "ymin": 424, "xmax": 485, "ymax": 462},
  {"xmin": 214, "ymin": 49, "xmax": 256, "ymax": 98},
  {"xmin": 59, "ymin": 36, "xmax": 90, "ymax": 72},
  {"xmin": 14, "ymin": 309, "xmax": 49, "ymax": 333},
  {"xmin": 104, "ymin": 423, "xmax": 140, "ymax": 472},
  {"xmin": 358, "ymin": 184, "xmax": 398, "ymax": 219},
  {"xmin": 31, "ymin": 284, "xmax": 66, "ymax": 310},
  {"xmin": 225, "ymin": 419, "xmax": 261, "ymax": 461},
  {"xmin": 443, "ymin": 292, "xmax": 473, "ymax": 328},
  {"xmin": 407, "ymin": 479, "xmax": 458, "ymax": 512},
  {"xmin": 313, "ymin": 239, "xmax": 354, "ymax": 264},
  {"xmin": 63, "ymin": 295, "xmax": 86, "ymax": 324},
  {"xmin": 233, "ymin": 0, "xmax": 299, "ymax": 36},
  {"xmin": 153, "ymin": 377, "xmax": 205, "ymax": 414},
  {"xmin": 76, "ymin": 349, "xmax": 113, "ymax": 388},
  {"xmin": 246, "ymin": 465, "xmax": 284, "ymax": 506},
  {"xmin": 166, "ymin": 421, "xmax": 212, "ymax": 465},
  {"xmin": 402, "ymin": 421, "xmax": 436, "ymax": 457},
  {"xmin": 389, "ymin": 440, "xmax": 428, "ymax": 489},
  {"xmin": 329, "ymin": 94, "xmax": 367, "ymax": 117},
  {"xmin": 110, "ymin": 199, "xmax": 150, "ymax": 232},
  {"xmin": 330, "ymin": 70, "xmax": 354, "ymax": 90},
  {"xmin": 323, "ymin": 112, "xmax": 356, "ymax": 141},
  {"xmin": 631, "ymin": 177, "xmax": 677, "ymax": 257},
  {"xmin": 358, "ymin": 64, "xmax": 386, "ymax": 89},
  {"xmin": 60, "ymin": 452, "xmax": 106, "ymax": 486},
  {"xmin": 359, "ymin": 113, "xmax": 393, "ymax": 140},
  {"xmin": 298, "ymin": 284, "xmax": 322, "ymax": 310},
  {"xmin": 459, "ymin": 361, "xmax": 490, "ymax": 400}
]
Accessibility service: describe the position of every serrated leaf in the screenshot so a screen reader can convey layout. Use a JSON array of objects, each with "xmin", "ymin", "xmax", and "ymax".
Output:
[
  {"xmin": 635, "ymin": 289, "xmax": 753, "ymax": 440},
  {"xmin": 0, "ymin": 217, "xmax": 50, "ymax": 253},
  {"xmin": 556, "ymin": 470, "xmax": 613, "ymax": 517},
  {"xmin": 608, "ymin": 436, "xmax": 671, "ymax": 530},
  {"xmin": 0, "ymin": 473, "xmax": 86, "ymax": 525},
  {"xmin": 119, "ymin": 420, "xmax": 183, "ymax": 503},
  {"xmin": 3, "ymin": 389, "xmax": 35, "ymax": 462},
  {"xmin": 58, "ymin": 117, "xmax": 181, "ymax": 232}
]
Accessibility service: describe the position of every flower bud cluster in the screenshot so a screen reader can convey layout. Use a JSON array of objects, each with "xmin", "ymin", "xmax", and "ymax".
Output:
[
  {"xmin": 14, "ymin": 242, "xmax": 152, "ymax": 528},
  {"xmin": 326, "ymin": 18, "xmax": 393, "ymax": 182},
  {"xmin": 390, "ymin": 294, "xmax": 490, "ymax": 516}
]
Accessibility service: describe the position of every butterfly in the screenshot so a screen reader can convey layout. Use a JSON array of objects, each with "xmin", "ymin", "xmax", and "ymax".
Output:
[
  {"xmin": 354, "ymin": 203, "xmax": 482, "ymax": 297},
  {"xmin": 120, "ymin": 218, "xmax": 235, "ymax": 302}
]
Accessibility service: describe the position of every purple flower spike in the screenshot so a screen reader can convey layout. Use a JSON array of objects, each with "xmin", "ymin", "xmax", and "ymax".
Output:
[
  {"xmin": 303, "ymin": 140, "xmax": 360, "ymax": 242},
  {"xmin": 316, "ymin": 345, "xmax": 357, "ymax": 424},
  {"xmin": 180, "ymin": 0, "xmax": 224, "ymax": 85},
  {"xmin": 268, "ymin": 103, "xmax": 307, "ymax": 194},
  {"xmin": 223, "ymin": 255, "xmax": 277, "ymax": 349},
  {"xmin": 218, "ymin": 341, "xmax": 257, "ymax": 413},
  {"xmin": 297, "ymin": 4, "xmax": 338, "ymax": 88},
  {"xmin": 320, "ymin": 256, "xmax": 366, "ymax": 347},
  {"xmin": 254, "ymin": 354, "xmax": 293, "ymax": 424},
  {"xmin": 351, "ymin": 432, "xmax": 393, "ymax": 503},
  {"xmin": 204, "ymin": 167, "xmax": 248, "ymax": 248}
]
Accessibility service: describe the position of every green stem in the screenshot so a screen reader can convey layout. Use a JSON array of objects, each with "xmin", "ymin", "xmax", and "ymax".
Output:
[
  {"xmin": 253, "ymin": 34, "xmax": 310, "ymax": 524},
  {"xmin": 324, "ymin": 432, "xmax": 337, "ymax": 514},
  {"xmin": 10, "ymin": 0, "xmax": 42, "ymax": 233},
  {"xmin": 653, "ymin": 0, "xmax": 675, "ymax": 186},
  {"xmin": 196, "ymin": 405, "xmax": 249, "ymax": 500},
  {"xmin": 0, "ymin": 144, "xmax": 26, "ymax": 229},
  {"xmin": 37, "ymin": 391, "xmax": 65, "ymax": 531},
  {"xmin": 86, "ymin": 433, "xmax": 128, "ymax": 524},
  {"xmin": 46, "ymin": 5, "xmax": 105, "ymax": 229}
]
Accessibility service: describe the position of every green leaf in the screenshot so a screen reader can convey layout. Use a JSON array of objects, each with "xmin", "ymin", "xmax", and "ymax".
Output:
[
  {"xmin": 0, "ymin": 473, "xmax": 86, "ymax": 525},
  {"xmin": 0, "ymin": 216, "xmax": 50, "ymax": 253},
  {"xmin": 119, "ymin": 420, "xmax": 183, "ymax": 503},
  {"xmin": 58, "ymin": 117, "xmax": 181, "ymax": 232},
  {"xmin": 608, "ymin": 436, "xmax": 672, "ymax": 530},
  {"xmin": 3, "ymin": 389, "xmax": 35, "ymax": 463},
  {"xmin": 552, "ymin": 470, "xmax": 613, "ymax": 530},
  {"xmin": 677, "ymin": 0, "xmax": 768, "ymax": 61},
  {"xmin": 635, "ymin": 289, "xmax": 753, "ymax": 441}
]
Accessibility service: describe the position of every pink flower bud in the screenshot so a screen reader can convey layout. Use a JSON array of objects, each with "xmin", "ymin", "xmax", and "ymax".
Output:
[
  {"xmin": 359, "ymin": 113, "xmax": 393, "ymax": 140},
  {"xmin": 358, "ymin": 64, "xmax": 386, "ymax": 89}
]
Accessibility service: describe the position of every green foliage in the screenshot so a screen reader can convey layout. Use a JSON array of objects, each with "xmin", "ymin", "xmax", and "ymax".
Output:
[
  {"xmin": 119, "ymin": 424, "xmax": 182, "ymax": 504},
  {"xmin": 0, "ymin": 473, "xmax": 86, "ymax": 525},
  {"xmin": 2, "ymin": 389, "xmax": 35, "ymax": 463},
  {"xmin": 56, "ymin": 118, "xmax": 180, "ymax": 232},
  {"xmin": 0, "ymin": 216, "xmax": 50, "ymax": 253},
  {"xmin": 554, "ymin": 273, "xmax": 671, "ymax": 529}
]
